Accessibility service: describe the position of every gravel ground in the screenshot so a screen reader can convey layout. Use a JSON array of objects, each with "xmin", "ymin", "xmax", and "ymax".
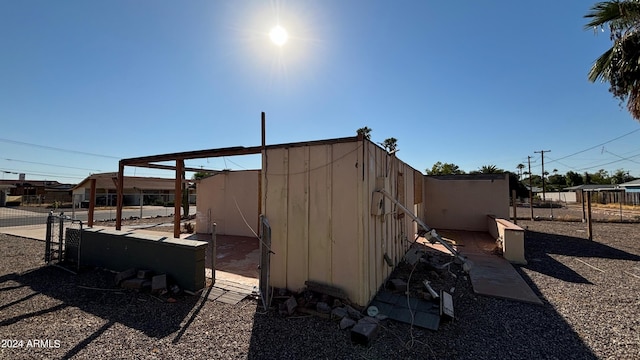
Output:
[
  {"xmin": 1, "ymin": 220, "xmax": 639, "ymax": 359},
  {"xmin": 511, "ymin": 203, "xmax": 640, "ymax": 222}
]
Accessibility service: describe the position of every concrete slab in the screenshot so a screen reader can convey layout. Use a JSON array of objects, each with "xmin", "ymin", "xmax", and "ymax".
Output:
[
  {"xmin": 216, "ymin": 291, "xmax": 248, "ymax": 305},
  {"xmin": 438, "ymin": 230, "xmax": 542, "ymax": 305}
]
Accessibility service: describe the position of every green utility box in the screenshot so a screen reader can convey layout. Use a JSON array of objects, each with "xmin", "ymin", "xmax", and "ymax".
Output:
[{"xmin": 80, "ymin": 228, "xmax": 208, "ymax": 292}]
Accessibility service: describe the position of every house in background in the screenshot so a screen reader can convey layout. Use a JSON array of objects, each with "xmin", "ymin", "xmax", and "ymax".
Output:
[
  {"xmin": 72, "ymin": 173, "xmax": 194, "ymax": 207},
  {"xmin": 0, "ymin": 184, "xmax": 15, "ymax": 206},
  {"xmin": 0, "ymin": 179, "xmax": 74, "ymax": 204},
  {"xmin": 620, "ymin": 179, "xmax": 640, "ymax": 193},
  {"xmin": 619, "ymin": 179, "xmax": 640, "ymax": 205}
]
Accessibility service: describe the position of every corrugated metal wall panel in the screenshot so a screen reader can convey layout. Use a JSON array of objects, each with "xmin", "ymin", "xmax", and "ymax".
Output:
[
  {"xmin": 308, "ymin": 145, "xmax": 333, "ymax": 285},
  {"xmin": 286, "ymin": 147, "xmax": 310, "ymax": 292},
  {"xmin": 265, "ymin": 140, "xmax": 421, "ymax": 305},
  {"xmin": 264, "ymin": 148, "xmax": 289, "ymax": 289},
  {"xmin": 329, "ymin": 142, "xmax": 361, "ymax": 301}
]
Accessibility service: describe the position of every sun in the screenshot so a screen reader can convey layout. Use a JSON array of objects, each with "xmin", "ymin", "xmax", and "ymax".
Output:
[{"xmin": 269, "ymin": 25, "xmax": 289, "ymax": 47}]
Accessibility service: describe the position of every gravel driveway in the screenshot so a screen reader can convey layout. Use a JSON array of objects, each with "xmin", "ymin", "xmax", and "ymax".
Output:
[{"xmin": 1, "ymin": 220, "xmax": 639, "ymax": 359}]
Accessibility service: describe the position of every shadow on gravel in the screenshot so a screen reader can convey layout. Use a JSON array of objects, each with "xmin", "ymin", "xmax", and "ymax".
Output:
[
  {"xmin": 524, "ymin": 230, "xmax": 640, "ymax": 284},
  {"xmin": 0, "ymin": 266, "xmax": 200, "ymax": 357}
]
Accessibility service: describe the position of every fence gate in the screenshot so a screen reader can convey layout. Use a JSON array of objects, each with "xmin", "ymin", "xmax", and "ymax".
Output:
[{"xmin": 45, "ymin": 212, "xmax": 83, "ymax": 273}]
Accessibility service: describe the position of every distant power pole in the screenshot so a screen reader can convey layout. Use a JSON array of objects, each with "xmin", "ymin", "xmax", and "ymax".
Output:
[
  {"xmin": 535, "ymin": 150, "xmax": 551, "ymax": 202},
  {"xmin": 528, "ymin": 155, "xmax": 533, "ymax": 220}
]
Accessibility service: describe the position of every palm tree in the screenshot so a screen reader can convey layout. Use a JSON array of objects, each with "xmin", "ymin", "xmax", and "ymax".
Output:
[
  {"xmin": 382, "ymin": 137, "xmax": 398, "ymax": 154},
  {"xmin": 356, "ymin": 127, "xmax": 372, "ymax": 140},
  {"xmin": 516, "ymin": 163, "xmax": 525, "ymax": 180},
  {"xmin": 479, "ymin": 165, "xmax": 502, "ymax": 174},
  {"xmin": 585, "ymin": 1, "xmax": 640, "ymax": 121}
]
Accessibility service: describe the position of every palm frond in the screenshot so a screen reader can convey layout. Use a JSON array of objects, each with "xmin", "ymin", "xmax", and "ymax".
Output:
[
  {"xmin": 584, "ymin": 1, "xmax": 640, "ymax": 31},
  {"xmin": 588, "ymin": 47, "xmax": 615, "ymax": 82}
]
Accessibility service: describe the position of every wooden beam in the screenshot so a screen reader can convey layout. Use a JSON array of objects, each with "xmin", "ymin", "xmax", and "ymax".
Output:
[
  {"xmin": 88, "ymin": 178, "xmax": 96, "ymax": 228},
  {"xmin": 122, "ymin": 146, "xmax": 263, "ymax": 166},
  {"xmin": 120, "ymin": 136, "xmax": 360, "ymax": 167},
  {"xmin": 133, "ymin": 163, "xmax": 220, "ymax": 173},
  {"xmin": 116, "ymin": 162, "xmax": 124, "ymax": 230},
  {"xmin": 174, "ymin": 159, "xmax": 184, "ymax": 239}
]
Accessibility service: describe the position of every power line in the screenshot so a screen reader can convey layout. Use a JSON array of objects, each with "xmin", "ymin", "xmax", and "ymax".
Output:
[
  {"xmin": 534, "ymin": 150, "xmax": 550, "ymax": 201},
  {"xmin": 0, "ymin": 138, "xmax": 120, "ymax": 159},
  {"xmin": 602, "ymin": 149, "xmax": 640, "ymax": 165},
  {"xmin": 0, "ymin": 168, "xmax": 86, "ymax": 180},
  {"xmin": 2, "ymin": 158, "xmax": 103, "ymax": 172},
  {"xmin": 547, "ymin": 128, "xmax": 640, "ymax": 164}
]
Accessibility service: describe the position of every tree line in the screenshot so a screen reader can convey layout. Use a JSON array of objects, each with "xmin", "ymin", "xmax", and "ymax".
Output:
[{"xmin": 426, "ymin": 161, "xmax": 637, "ymax": 194}]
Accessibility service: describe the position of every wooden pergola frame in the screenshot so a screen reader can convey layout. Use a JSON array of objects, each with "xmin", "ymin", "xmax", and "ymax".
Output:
[
  {"xmin": 114, "ymin": 112, "xmax": 362, "ymax": 238},
  {"xmin": 115, "ymin": 113, "xmax": 267, "ymax": 238}
]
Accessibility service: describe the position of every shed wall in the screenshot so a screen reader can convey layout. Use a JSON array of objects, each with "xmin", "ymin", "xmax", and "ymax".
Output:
[
  {"xmin": 424, "ymin": 175, "xmax": 509, "ymax": 231},
  {"xmin": 263, "ymin": 140, "xmax": 419, "ymax": 305},
  {"xmin": 195, "ymin": 170, "xmax": 259, "ymax": 236}
]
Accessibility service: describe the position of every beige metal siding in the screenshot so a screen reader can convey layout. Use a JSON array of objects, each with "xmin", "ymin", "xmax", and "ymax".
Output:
[
  {"xmin": 195, "ymin": 170, "xmax": 259, "ymax": 236},
  {"xmin": 264, "ymin": 140, "xmax": 418, "ymax": 305},
  {"xmin": 424, "ymin": 174, "xmax": 509, "ymax": 231}
]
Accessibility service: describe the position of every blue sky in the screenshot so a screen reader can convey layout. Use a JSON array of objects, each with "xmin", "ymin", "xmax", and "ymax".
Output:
[{"xmin": 1, "ymin": 0, "xmax": 640, "ymax": 184}]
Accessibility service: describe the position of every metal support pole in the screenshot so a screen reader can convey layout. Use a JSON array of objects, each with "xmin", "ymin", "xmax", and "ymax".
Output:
[
  {"xmin": 58, "ymin": 216, "xmax": 64, "ymax": 261},
  {"xmin": 581, "ymin": 190, "xmax": 586, "ymax": 222},
  {"xmin": 587, "ymin": 191, "xmax": 593, "ymax": 241},
  {"xmin": 45, "ymin": 213, "xmax": 53, "ymax": 263},
  {"xmin": 617, "ymin": 189, "xmax": 623, "ymax": 222},
  {"xmin": 528, "ymin": 156, "xmax": 533, "ymax": 220},
  {"xmin": 88, "ymin": 178, "xmax": 96, "ymax": 228},
  {"xmin": 116, "ymin": 162, "xmax": 125, "ymax": 230},
  {"xmin": 511, "ymin": 189, "xmax": 517, "ymax": 225},
  {"xmin": 211, "ymin": 223, "xmax": 216, "ymax": 286},
  {"xmin": 174, "ymin": 159, "xmax": 184, "ymax": 238}
]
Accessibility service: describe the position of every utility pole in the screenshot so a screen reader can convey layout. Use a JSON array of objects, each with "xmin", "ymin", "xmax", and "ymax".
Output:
[
  {"xmin": 528, "ymin": 156, "xmax": 533, "ymax": 220},
  {"xmin": 534, "ymin": 150, "xmax": 551, "ymax": 202}
]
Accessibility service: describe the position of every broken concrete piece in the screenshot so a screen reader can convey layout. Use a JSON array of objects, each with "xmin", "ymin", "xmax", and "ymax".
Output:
[
  {"xmin": 375, "ymin": 314, "xmax": 389, "ymax": 321},
  {"xmin": 115, "ymin": 268, "xmax": 136, "ymax": 285},
  {"xmin": 152, "ymin": 274, "xmax": 167, "ymax": 293},
  {"xmin": 305, "ymin": 280, "xmax": 348, "ymax": 300},
  {"xmin": 340, "ymin": 317, "xmax": 356, "ymax": 330},
  {"xmin": 351, "ymin": 318, "xmax": 380, "ymax": 345},
  {"xmin": 316, "ymin": 302, "xmax": 331, "ymax": 314},
  {"xmin": 120, "ymin": 278, "xmax": 146, "ymax": 290},
  {"xmin": 331, "ymin": 307, "xmax": 348, "ymax": 320},
  {"xmin": 440, "ymin": 291, "xmax": 454, "ymax": 319},
  {"xmin": 345, "ymin": 305, "xmax": 363, "ymax": 320},
  {"xmin": 390, "ymin": 278, "xmax": 408, "ymax": 292},
  {"xmin": 137, "ymin": 269, "xmax": 152, "ymax": 279},
  {"xmin": 284, "ymin": 296, "xmax": 297, "ymax": 316},
  {"xmin": 423, "ymin": 280, "xmax": 440, "ymax": 299},
  {"xmin": 360, "ymin": 316, "xmax": 379, "ymax": 324},
  {"xmin": 404, "ymin": 248, "xmax": 424, "ymax": 266}
]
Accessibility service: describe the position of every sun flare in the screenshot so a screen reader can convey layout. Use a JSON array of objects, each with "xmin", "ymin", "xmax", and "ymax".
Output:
[{"xmin": 269, "ymin": 25, "xmax": 289, "ymax": 46}]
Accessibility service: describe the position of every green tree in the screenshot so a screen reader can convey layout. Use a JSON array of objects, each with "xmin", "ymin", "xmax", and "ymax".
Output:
[
  {"xmin": 356, "ymin": 127, "xmax": 372, "ymax": 140},
  {"xmin": 477, "ymin": 165, "xmax": 503, "ymax": 174},
  {"xmin": 192, "ymin": 171, "xmax": 212, "ymax": 181},
  {"xmin": 611, "ymin": 168, "xmax": 634, "ymax": 183},
  {"xmin": 585, "ymin": 1, "xmax": 640, "ymax": 121},
  {"xmin": 426, "ymin": 162, "xmax": 465, "ymax": 175},
  {"xmin": 516, "ymin": 163, "xmax": 525, "ymax": 180},
  {"xmin": 588, "ymin": 169, "xmax": 611, "ymax": 184},
  {"xmin": 565, "ymin": 171, "xmax": 584, "ymax": 187},
  {"xmin": 382, "ymin": 137, "xmax": 398, "ymax": 153}
]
